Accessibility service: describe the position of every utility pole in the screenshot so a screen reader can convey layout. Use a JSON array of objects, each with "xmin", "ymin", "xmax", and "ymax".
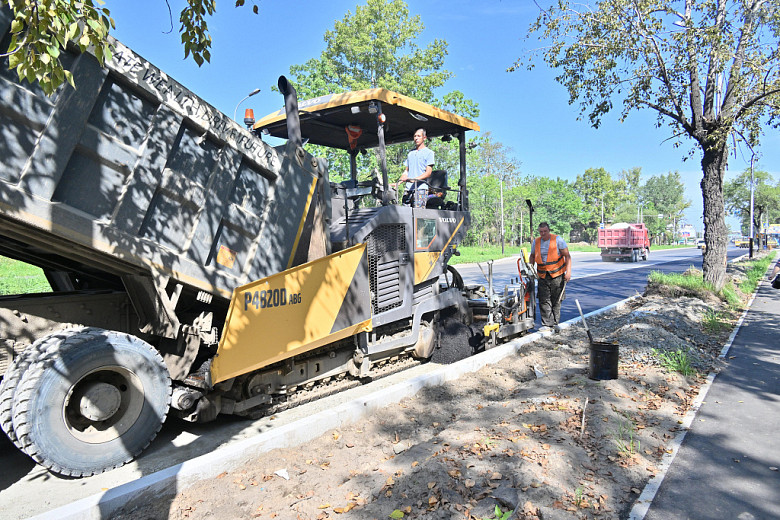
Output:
[
  {"xmin": 749, "ymin": 152, "xmax": 755, "ymax": 258},
  {"xmin": 500, "ymin": 178, "xmax": 505, "ymax": 255}
]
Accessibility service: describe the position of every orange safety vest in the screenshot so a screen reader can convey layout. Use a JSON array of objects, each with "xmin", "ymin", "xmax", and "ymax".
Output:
[{"xmin": 534, "ymin": 234, "xmax": 566, "ymax": 279}]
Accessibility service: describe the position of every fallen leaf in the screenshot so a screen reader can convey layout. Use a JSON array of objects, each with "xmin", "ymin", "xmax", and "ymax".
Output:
[
  {"xmin": 389, "ymin": 510, "xmax": 405, "ymax": 519},
  {"xmin": 464, "ymin": 479, "xmax": 476, "ymax": 488},
  {"xmin": 333, "ymin": 432, "xmax": 341, "ymax": 440},
  {"xmin": 411, "ymin": 461, "xmax": 419, "ymax": 467},
  {"xmin": 317, "ymin": 504, "xmax": 331, "ymax": 509},
  {"xmin": 216, "ymin": 472, "xmax": 227, "ymax": 479},
  {"xmin": 427, "ymin": 481, "xmax": 436, "ymax": 489},
  {"xmin": 448, "ymin": 469, "xmax": 461, "ymax": 478},
  {"xmin": 490, "ymin": 472, "xmax": 502, "ymax": 480},
  {"xmin": 345, "ymin": 443, "xmax": 354, "ymax": 448},
  {"xmin": 428, "ymin": 496, "xmax": 438, "ymax": 505},
  {"xmin": 386, "ymin": 476, "xmax": 395, "ymax": 486}
]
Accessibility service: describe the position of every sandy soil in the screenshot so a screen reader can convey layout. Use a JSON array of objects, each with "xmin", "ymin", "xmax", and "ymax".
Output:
[{"xmin": 114, "ymin": 267, "xmax": 749, "ymax": 520}]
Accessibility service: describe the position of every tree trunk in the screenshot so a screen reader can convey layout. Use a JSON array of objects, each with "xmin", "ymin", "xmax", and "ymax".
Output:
[{"xmin": 700, "ymin": 144, "xmax": 729, "ymax": 291}]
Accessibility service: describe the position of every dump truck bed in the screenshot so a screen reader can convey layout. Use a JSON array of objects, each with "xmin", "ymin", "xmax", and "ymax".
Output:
[{"xmin": 0, "ymin": 9, "xmax": 320, "ymax": 299}]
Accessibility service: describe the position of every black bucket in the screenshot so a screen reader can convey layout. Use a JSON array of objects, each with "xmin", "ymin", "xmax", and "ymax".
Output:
[{"xmin": 588, "ymin": 341, "xmax": 619, "ymax": 380}]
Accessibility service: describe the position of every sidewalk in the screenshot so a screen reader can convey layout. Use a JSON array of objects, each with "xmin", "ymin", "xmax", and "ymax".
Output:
[{"xmin": 640, "ymin": 280, "xmax": 780, "ymax": 520}]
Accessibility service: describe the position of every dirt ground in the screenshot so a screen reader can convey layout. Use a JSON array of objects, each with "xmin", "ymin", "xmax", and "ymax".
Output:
[{"xmin": 114, "ymin": 265, "xmax": 750, "ymax": 520}]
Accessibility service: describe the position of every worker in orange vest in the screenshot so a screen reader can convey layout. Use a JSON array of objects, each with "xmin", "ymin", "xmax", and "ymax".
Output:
[{"xmin": 529, "ymin": 222, "xmax": 572, "ymax": 332}]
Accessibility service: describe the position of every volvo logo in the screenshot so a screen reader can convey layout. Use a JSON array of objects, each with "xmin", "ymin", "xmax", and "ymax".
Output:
[{"xmin": 439, "ymin": 217, "xmax": 456, "ymax": 223}]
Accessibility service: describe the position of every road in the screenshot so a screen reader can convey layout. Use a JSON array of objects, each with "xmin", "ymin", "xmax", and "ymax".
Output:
[
  {"xmin": 453, "ymin": 246, "xmax": 744, "ymax": 322},
  {"xmin": 0, "ymin": 246, "xmax": 745, "ymax": 519}
]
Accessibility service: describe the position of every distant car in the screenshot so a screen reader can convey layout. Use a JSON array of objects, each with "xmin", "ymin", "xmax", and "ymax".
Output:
[{"xmin": 696, "ymin": 239, "xmax": 706, "ymax": 249}]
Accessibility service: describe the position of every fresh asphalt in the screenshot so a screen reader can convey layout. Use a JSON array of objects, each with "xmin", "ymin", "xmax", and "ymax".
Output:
[
  {"xmin": 641, "ymin": 270, "xmax": 780, "ymax": 520},
  {"xmin": 453, "ymin": 246, "xmax": 745, "ymax": 325}
]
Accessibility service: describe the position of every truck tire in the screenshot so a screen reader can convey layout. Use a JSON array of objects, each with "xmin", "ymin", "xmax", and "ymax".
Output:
[
  {"xmin": 0, "ymin": 347, "xmax": 38, "ymax": 448},
  {"xmin": 11, "ymin": 328, "xmax": 171, "ymax": 477}
]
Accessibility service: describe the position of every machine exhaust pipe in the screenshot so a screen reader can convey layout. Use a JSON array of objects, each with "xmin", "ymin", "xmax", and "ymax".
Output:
[{"xmin": 278, "ymin": 75, "xmax": 302, "ymax": 149}]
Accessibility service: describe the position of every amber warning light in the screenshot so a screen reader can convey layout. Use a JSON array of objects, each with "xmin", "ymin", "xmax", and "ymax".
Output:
[{"xmin": 244, "ymin": 108, "xmax": 255, "ymax": 128}]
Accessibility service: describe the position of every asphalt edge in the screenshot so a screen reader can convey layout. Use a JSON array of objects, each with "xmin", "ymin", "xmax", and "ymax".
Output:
[
  {"xmin": 31, "ymin": 296, "xmax": 642, "ymax": 520},
  {"xmin": 627, "ymin": 253, "xmax": 772, "ymax": 520}
]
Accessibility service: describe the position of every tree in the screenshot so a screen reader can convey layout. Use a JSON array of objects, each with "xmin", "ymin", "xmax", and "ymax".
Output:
[
  {"xmin": 640, "ymin": 172, "xmax": 691, "ymax": 244},
  {"xmin": 465, "ymin": 133, "xmax": 523, "ymax": 247},
  {"xmin": 573, "ymin": 167, "xmax": 620, "ymax": 236},
  {"xmin": 285, "ymin": 0, "xmax": 478, "ymax": 186},
  {"xmin": 724, "ymin": 169, "xmax": 780, "ymax": 237},
  {"xmin": 526, "ymin": 177, "xmax": 583, "ymax": 240},
  {"xmin": 289, "ymin": 0, "xmax": 453, "ymax": 104},
  {"xmin": 2, "ymin": 0, "xmax": 248, "ymax": 94},
  {"xmin": 519, "ymin": 1, "xmax": 780, "ymax": 290}
]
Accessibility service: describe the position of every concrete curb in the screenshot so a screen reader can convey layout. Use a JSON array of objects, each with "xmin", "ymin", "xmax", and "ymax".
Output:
[{"xmin": 32, "ymin": 295, "xmax": 643, "ymax": 520}]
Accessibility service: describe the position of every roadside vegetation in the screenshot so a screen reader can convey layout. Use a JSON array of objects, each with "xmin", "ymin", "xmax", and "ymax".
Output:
[
  {"xmin": 451, "ymin": 243, "xmax": 696, "ymax": 265},
  {"xmin": 0, "ymin": 256, "xmax": 50, "ymax": 295},
  {"xmin": 647, "ymin": 253, "xmax": 774, "ymax": 311}
]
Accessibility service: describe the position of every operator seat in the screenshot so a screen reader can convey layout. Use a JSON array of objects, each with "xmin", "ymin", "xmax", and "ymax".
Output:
[{"xmin": 425, "ymin": 169, "xmax": 448, "ymax": 209}]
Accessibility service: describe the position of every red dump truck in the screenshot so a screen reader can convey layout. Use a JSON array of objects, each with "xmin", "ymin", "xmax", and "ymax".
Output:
[{"xmin": 597, "ymin": 223, "xmax": 649, "ymax": 262}]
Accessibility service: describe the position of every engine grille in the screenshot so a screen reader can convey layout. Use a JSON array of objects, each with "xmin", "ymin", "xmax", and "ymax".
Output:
[{"xmin": 367, "ymin": 225, "xmax": 406, "ymax": 314}]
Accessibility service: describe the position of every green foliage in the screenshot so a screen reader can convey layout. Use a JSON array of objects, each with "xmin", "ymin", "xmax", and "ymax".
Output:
[
  {"xmin": 4, "ymin": 0, "xmax": 115, "ymax": 94},
  {"xmin": 284, "ymin": 0, "xmax": 478, "ymax": 187},
  {"xmin": 519, "ymin": 1, "xmax": 780, "ymax": 290},
  {"xmin": 639, "ymin": 172, "xmax": 691, "ymax": 244},
  {"xmin": 724, "ymin": 169, "xmax": 780, "ymax": 236},
  {"xmin": 288, "ymin": 0, "xmax": 459, "ymax": 105},
  {"xmin": 527, "ymin": 176, "xmax": 583, "ymax": 239},
  {"xmin": 702, "ymin": 309, "xmax": 730, "ymax": 333},
  {"xmin": 179, "ymin": 0, "xmax": 215, "ymax": 66},
  {"xmin": 651, "ymin": 348, "xmax": 695, "ymax": 377},
  {"xmin": 611, "ymin": 419, "xmax": 640, "ymax": 457},
  {"xmin": 482, "ymin": 505, "xmax": 513, "ymax": 520},
  {"xmin": 648, "ymin": 268, "xmax": 745, "ymax": 309},
  {"xmin": 574, "ymin": 486, "xmax": 585, "ymax": 507},
  {"xmin": 2, "ymin": 1, "xmax": 259, "ymax": 95},
  {"xmin": 736, "ymin": 254, "xmax": 775, "ymax": 295},
  {"xmin": 0, "ymin": 256, "xmax": 50, "ymax": 295}
]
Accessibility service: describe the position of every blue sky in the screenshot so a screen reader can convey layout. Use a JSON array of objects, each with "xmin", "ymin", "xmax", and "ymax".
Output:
[{"xmin": 110, "ymin": 0, "xmax": 779, "ymax": 233}]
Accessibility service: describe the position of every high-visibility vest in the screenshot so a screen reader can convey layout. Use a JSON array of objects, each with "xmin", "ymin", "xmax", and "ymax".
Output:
[{"xmin": 534, "ymin": 234, "xmax": 566, "ymax": 279}]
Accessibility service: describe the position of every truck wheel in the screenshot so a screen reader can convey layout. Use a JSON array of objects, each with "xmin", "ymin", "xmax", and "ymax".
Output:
[
  {"xmin": 11, "ymin": 328, "xmax": 171, "ymax": 477},
  {"xmin": 0, "ymin": 347, "xmax": 39, "ymax": 449}
]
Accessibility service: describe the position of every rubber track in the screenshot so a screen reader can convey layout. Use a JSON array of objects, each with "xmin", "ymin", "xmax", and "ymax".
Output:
[{"xmin": 11, "ymin": 327, "xmax": 172, "ymax": 477}]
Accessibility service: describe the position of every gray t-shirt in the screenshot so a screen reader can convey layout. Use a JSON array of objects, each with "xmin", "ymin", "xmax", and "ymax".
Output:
[
  {"xmin": 530, "ymin": 235, "xmax": 568, "ymax": 262},
  {"xmin": 404, "ymin": 147, "xmax": 434, "ymax": 188}
]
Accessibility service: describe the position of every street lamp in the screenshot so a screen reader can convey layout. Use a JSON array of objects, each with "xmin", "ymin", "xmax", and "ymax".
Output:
[{"xmin": 233, "ymin": 88, "xmax": 261, "ymax": 123}]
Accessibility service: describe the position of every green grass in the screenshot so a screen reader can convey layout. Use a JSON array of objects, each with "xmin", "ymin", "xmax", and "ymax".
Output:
[
  {"xmin": 0, "ymin": 256, "xmax": 51, "ymax": 295},
  {"xmin": 612, "ymin": 419, "xmax": 641, "ymax": 457},
  {"xmin": 652, "ymin": 348, "xmax": 696, "ymax": 376},
  {"xmin": 702, "ymin": 309, "xmax": 730, "ymax": 333},
  {"xmin": 647, "ymin": 253, "xmax": 774, "ymax": 310},
  {"xmin": 451, "ymin": 242, "xmax": 695, "ymax": 265},
  {"xmin": 736, "ymin": 254, "xmax": 775, "ymax": 295}
]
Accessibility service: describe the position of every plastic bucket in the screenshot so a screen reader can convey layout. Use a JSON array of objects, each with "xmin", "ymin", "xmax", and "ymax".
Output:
[{"xmin": 588, "ymin": 341, "xmax": 619, "ymax": 380}]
